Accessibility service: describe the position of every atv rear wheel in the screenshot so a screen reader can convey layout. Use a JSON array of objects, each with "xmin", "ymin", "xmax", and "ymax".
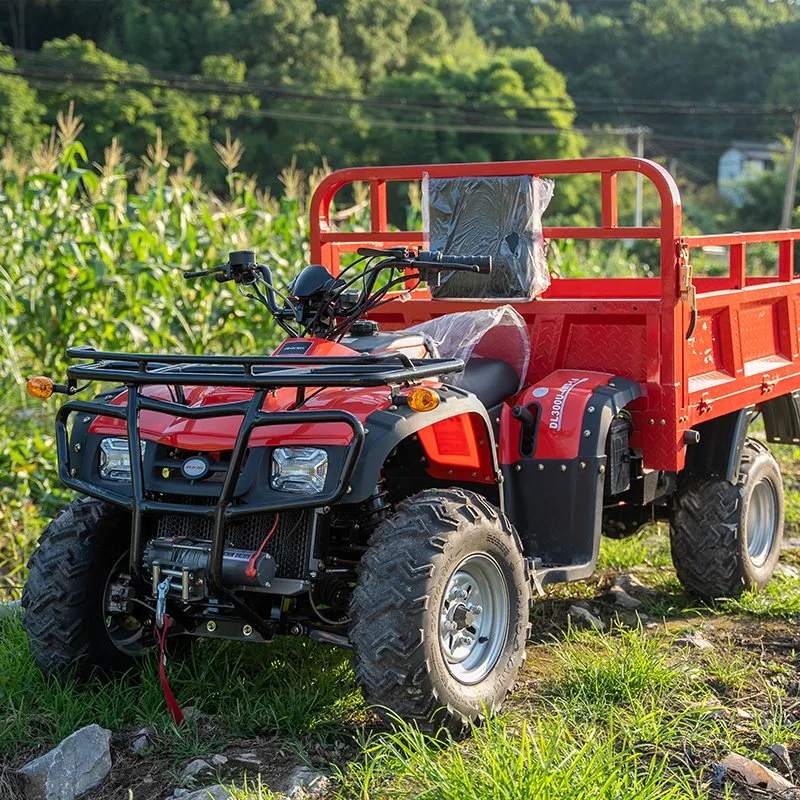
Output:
[
  {"xmin": 670, "ymin": 438, "xmax": 784, "ymax": 599},
  {"xmin": 22, "ymin": 497, "xmax": 172, "ymax": 678},
  {"xmin": 350, "ymin": 488, "xmax": 530, "ymax": 735}
]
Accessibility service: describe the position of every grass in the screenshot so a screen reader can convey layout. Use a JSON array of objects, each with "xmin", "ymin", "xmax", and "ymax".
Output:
[
  {"xmin": 721, "ymin": 575, "xmax": 800, "ymax": 619},
  {"xmin": 553, "ymin": 624, "xmax": 684, "ymax": 711},
  {"xmin": 335, "ymin": 714, "xmax": 703, "ymax": 800},
  {"xmin": 0, "ymin": 617, "xmax": 365, "ymax": 763},
  {"xmin": 597, "ymin": 524, "xmax": 672, "ymax": 571}
]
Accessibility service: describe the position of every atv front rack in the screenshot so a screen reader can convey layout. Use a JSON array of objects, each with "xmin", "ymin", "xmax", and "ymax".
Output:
[
  {"xmin": 63, "ymin": 346, "xmax": 465, "ymax": 388},
  {"xmin": 54, "ymin": 346, "xmax": 465, "ymax": 639}
]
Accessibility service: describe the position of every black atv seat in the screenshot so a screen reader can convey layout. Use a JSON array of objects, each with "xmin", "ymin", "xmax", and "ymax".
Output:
[
  {"xmin": 459, "ymin": 358, "xmax": 519, "ymax": 409},
  {"xmin": 344, "ymin": 332, "xmax": 519, "ymax": 408}
]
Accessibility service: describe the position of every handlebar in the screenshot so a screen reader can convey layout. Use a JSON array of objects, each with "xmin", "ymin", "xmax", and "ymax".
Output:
[
  {"xmin": 416, "ymin": 251, "xmax": 492, "ymax": 274},
  {"xmin": 354, "ymin": 247, "xmax": 492, "ymax": 274},
  {"xmin": 181, "ymin": 247, "xmax": 494, "ymax": 341}
]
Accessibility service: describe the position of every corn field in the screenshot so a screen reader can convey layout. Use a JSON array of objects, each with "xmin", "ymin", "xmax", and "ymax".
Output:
[{"xmin": 0, "ymin": 112, "xmax": 374, "ymax": 591}]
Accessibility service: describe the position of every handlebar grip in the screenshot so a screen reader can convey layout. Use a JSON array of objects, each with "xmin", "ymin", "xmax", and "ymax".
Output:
[{"xmin": 417, "ymin": 251, "xmax": 493, "ymax": 274}]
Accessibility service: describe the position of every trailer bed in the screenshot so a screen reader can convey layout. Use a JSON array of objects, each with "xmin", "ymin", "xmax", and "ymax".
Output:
[{"xmin": 309, "ymin": 158, "xmax": 800, "ymax": 472}]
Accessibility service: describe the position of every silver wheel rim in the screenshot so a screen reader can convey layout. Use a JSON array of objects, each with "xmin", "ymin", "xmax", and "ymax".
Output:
[
  {"xmin": 746, "ymin": 478, "xmax": 778, "ymax": 567},
  {"xmin": 438, "ymin": 554, "xmax": 509, "ymax": 685}
]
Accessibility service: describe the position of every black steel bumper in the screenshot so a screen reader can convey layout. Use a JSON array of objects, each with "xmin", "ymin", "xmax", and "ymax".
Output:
[{"xmin": 54, "ymin": 347, "xmax": 464, "ymax": 637}]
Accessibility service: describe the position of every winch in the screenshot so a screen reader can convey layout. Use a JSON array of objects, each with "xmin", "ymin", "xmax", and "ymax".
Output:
[{"xmin": 143, "ymin": 537, "xmax": 276, "ymax": 600}]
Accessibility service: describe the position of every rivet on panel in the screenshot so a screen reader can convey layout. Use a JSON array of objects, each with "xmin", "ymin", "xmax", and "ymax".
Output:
[
  {"xmin": 583, "ymin": 430, "xmax": 591, "ymax": 438},
  {"xmin": 598, "ymin": 465, "xmax": 606, "ymax": 474}
]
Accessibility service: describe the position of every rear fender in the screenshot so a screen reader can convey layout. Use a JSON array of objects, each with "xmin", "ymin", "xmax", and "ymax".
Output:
[
  {"xmin": 684, "ymin": 405, "xmax": 756, "ymax": 482},
  {"xmin": 347, "ymin": 386, "xmax": 498, "ymax": 504},
  {"xmin": 500, "ymin": 370, "xmax": 642, "ymax": 583}
]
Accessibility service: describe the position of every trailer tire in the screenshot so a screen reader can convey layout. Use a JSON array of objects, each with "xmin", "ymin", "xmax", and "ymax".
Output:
[
  {"xmin": 22, "ymin": 496, "xmax": 174, "ymax": 678},
  {"xmin": 670, "ymin": 438, "xmax": 783, "ymax": 599},
  {"xmin": 350, "ymin": 488, "xmax": 530, "ymax": 736}
]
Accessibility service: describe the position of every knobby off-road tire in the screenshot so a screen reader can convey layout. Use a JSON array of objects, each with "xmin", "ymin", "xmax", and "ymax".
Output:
[
  {"xmin": 22, "ymin": 496, "xmax": 154, "ymax": 678},
  {"xmin": 670, "ymin": 438, "xmax": 784, "ymax": 599},
  {"xmin": 350, "ymin": 488, "xmax": 531, "ymax": 736}
]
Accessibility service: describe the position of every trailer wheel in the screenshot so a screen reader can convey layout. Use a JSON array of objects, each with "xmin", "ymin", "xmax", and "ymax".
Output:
[
  {"xmin": 670, "ymin": 438, "xmax": 783, "ymax": 599},
  {"xmin": 350, "ymin": 488, "xmax": 530, "ymax": 736},
  {"xmin": 22, "ymin": 497, "xmax": 173, "ymax": 678}
]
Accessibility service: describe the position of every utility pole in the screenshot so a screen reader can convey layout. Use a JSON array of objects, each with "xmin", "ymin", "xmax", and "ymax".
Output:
[
  {"xmin": 781, "ymin": 113, "xmax": 800, "ymax": 230},
  {"xmin": 634, "ymin": 126, "xmax": 649, "ymax": 228}
]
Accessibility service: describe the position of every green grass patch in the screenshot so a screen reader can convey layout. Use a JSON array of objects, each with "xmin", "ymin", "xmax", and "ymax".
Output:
[
  {"xmin": 0, "ymin": 616, "xmax": 365, "ymax": 762},
  {"xmin": 333, "ymin": 714, "xmax": 703, "ymax": 800},
  {"xmin": 597, "ymin": 525, "xmax": 672, "ymax": 570},
  {"xmin": 553, "ymin": 625, "xmax": 685, "ymax": 712},
  {"xmin": 721, "ymin": 575, "xmax": 800, "ymax": 619}
]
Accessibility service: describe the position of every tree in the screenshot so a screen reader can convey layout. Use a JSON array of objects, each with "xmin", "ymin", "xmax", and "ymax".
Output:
[{"xmin": 0, "ymin": 46, "xmax": 44, "ymax": 151}]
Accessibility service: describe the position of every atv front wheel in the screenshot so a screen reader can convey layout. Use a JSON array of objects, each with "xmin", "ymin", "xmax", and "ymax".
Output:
[
  {"xmin": 350, "ymin": 488, "xmax": 530, "ymax": 735},
  {"xmin": 670, "ymin": 438, "xmax": 784, "ymax": 599},
  {"xmin": 22, "ymin": 497, "xmax": 172, "ymax": 678}
]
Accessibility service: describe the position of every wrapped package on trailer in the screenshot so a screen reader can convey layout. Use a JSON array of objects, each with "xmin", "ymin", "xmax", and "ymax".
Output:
[
  {"xmin": 422, "ymin": 173, "xmax": 554, "ymax": 299},
  {"xmin": 407, "ymin": 305, "xmax": 530, "ymax": 393}
]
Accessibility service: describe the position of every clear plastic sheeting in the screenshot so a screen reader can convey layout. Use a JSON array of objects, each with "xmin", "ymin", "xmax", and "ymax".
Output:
[
  {"xmin": 407, "ymin": 305, "xmax": 530, "ymax": 391},
  {"xmin": 422, "ymin": 174, "xmax": 554, "ymax": 300}
]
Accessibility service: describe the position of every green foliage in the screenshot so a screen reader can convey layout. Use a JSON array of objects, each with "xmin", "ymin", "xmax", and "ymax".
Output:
[
  {"xmin": 0, "ymin": 616, "xmax": 363, "ymax": 760},
  {"xmin": 0, "ymin": 47, "xmax": 45, "ymax": 152},
  {"xmin": 0, "ymin": 127, "xmax": 333, "ymax": 563},
  {"xmin": 554, "ymin": 624, "xmax": 684, "ymax": 711},
  {"xmin": 722, "ymin": 575, "xmax": 800, "ymax": 619},
  {"xmin": 335, "ymin": 711, "xmax": 701, "ymax": 799}
]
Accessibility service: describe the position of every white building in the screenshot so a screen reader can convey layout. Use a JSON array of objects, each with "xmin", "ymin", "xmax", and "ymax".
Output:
[{"xmin": 718, "ymin": 140, "xmax": 784, "ymax": 206}]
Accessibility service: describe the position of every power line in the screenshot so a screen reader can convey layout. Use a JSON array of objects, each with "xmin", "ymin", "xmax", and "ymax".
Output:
[{"xmin": 9, "ymin": 50, "xmax": 800, "ymax": 120}]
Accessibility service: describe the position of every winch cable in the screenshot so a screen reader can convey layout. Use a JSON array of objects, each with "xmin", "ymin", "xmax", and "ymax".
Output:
[
  {"xmin": 156, "ymin": 616, "xmax": 185, "ymax": 727},
  {"xmin": 245, "ymin": 514, "xmax": 280, "ymax": 579}
]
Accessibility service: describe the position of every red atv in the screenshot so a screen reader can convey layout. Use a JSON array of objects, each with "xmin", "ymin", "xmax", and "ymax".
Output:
[{"xmin": 22, "ymin": 158, "xmax": 800, "ymax": 733}]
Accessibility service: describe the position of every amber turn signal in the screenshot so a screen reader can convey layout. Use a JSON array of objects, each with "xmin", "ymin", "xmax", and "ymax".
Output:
[
  {"xmin": 26, "ymin": 376, "xmax": 54, "ymax": 399},
  {"xmin": 407, "ymin": 386, "xmax": 440, "ymax": 412}
]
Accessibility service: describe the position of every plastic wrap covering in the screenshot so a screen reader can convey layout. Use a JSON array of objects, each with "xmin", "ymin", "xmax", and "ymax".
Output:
[
  {"xmin": 422, "ymin": 174, "xmax": 554, "ymax": 299},
  {"xmin": 407, "ymin": 305, "xmax": 530, "ymax": 392}
]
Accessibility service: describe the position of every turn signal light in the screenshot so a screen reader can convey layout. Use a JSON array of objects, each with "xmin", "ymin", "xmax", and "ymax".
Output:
[
  {"xmin": 26, "ymin": 376, "xmax": 54, "ymax": 399},
  {"xmin": 407, "ymin": 387, "xmax": 440, "ymax": 412}
]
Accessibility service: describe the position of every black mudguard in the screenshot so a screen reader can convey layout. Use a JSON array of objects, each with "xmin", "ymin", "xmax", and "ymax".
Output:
[
  {"xmin": 350, "ymin": 385, "xmax": 499, "ymax": 504},
  {"xmin": 501, "ymin": 373, "xmax": 642, "ymax": 584}
]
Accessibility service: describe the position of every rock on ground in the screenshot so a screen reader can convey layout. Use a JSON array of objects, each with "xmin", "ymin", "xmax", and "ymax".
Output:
[
  {"xmin": 674, "ymin": 630, "xmax": 714, "ymax": 650},
  {"xmin": 568, "ymin": 605, "xmax": 605, "ymax": 631},
  {"xmin": 181, "ymin": 759, "xmax": 214, "ymax": 784},
  {"xmin": 613, "ymin": 574, "xmax": 656, "ymax": 596},
  {"xmin": 609, "ymin": 585, "xmax": 643, "ymax": 609},
  {"xmin": 721, "ymin": 752, "xmax": 797, "ymax": 793},
  {"xmin": 0, "ymin": 600, "xmax": 23, "ymax": 620},
  {"xmin": 284, "ymin": 766, "xmax": 330, "ymax": 798},
  {"xmin": 17, "ymin": 724, "xmax": 112, "ymax": 800},
  {"xmin": 179, "ymin": 786, "xmax": 231, "ymax": 800}
]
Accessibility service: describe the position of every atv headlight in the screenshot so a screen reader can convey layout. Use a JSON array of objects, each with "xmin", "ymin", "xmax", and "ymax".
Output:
[
  {"xmin": 99, "ymin": 437, "xmax": 145, "ymax": 481},
  {"xmin": 271, "ymin": 447, "xmax": 328, "ymax": 494}
]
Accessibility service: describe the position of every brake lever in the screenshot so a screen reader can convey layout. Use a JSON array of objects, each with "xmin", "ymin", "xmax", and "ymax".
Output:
[{"xmin": 183, "ymin": 264, "xmax": 227, "ymax": 280}]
